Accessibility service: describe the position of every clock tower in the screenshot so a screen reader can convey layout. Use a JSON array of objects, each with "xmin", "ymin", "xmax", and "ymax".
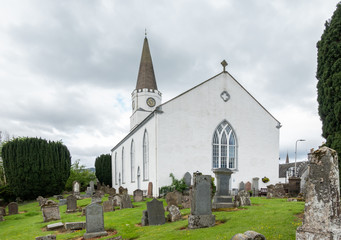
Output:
[{"xmin": 130, "ymin": 37, "xmax": 162, "ymax": 130}]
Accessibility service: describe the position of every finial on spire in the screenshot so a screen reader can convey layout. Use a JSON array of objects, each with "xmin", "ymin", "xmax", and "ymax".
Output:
[
  {"xmin": 221, "ymin": 60, "xmax": 228, "ymax": 72},
  {"xmin": 145, "ymin": 28, "xmax": 147, "ymax": 37}
]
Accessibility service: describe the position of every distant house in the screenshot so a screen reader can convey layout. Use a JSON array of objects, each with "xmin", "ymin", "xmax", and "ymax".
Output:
[{"xmin": 111, "ymin": 37, "xmax": 281, "ymax": 196}]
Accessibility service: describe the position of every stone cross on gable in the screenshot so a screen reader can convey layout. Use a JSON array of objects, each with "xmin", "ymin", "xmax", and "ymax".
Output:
[{"xmin": 221, "ymin": 60, "xmax": 228, "ymax": 72}]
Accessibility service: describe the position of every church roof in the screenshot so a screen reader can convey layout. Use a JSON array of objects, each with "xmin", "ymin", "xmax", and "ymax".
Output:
[{"xmin": 136, "ymin": 37, "xmax": 158, "ymax": 90}]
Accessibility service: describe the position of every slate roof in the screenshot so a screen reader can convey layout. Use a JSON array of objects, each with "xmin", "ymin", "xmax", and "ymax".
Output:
[{"xmin": 136, "ymin": 37, "xmax": 158, "ymax": 90}]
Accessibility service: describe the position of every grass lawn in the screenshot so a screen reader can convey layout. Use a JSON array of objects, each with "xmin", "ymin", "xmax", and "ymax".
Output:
[{"xmin": 0, "ymin": 196, "xmax": 304, "ymax": 240}]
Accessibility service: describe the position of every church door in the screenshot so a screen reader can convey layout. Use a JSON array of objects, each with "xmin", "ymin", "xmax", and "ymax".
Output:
[{"xmin": 137, "ymin": 166, "xmax": 141, "ymax": 189}]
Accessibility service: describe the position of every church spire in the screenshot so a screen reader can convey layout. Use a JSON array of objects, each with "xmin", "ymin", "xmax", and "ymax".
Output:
[
  {"xmin": 286, "ymin": 152, "xmax": 289, "ymax": 164},
  {"xmin": 136, "ymin": 37, "xmax": 158, "ymax": 90}
]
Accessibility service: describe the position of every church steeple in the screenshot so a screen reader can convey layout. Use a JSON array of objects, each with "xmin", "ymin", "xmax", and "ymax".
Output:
[{"xmin": 136, "ymin": 37, "xmax": 158, "ymax": 90}]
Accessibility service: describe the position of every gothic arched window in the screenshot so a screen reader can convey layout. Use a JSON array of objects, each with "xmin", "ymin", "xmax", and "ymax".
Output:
[
  {"xmin": 114, "ymin": 152, "xmax": 117, "ymax": 185},
  {"xmin": 131, "ymin": 139, "xmax": 135, "ymax": 182},
  {"xmin": 122, "ymin": 147, "xmax": 125, "ymax": 183},
  {"xmin": 143, "ymin": 130, "xmax": 149, "ymax": 180},
  {"xmin": 212, "ymin": 120, "xmax": 237, "ymax": 169}
]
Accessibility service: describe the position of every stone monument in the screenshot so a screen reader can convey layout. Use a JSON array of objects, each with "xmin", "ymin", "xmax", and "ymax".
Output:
[
  {"xmin": 147, "ymin": 182, "xmax": 153, "ymax": 198},
  {"xmin": 133, "ymin": 189, "xmax": 144, "ymax": 202},
  {"xmin": 245, "ymin": 181, "xmax": 251, "ymax": 192},
  {"xmin": 8, "ymin": 202, "xmax": 18, "ymax": 215},
  {"xmin": 212, "ymin": 168, "xmax": 234, "ymax": 208},
  {"xmin": 41, "ymin": 200, "xmax": 60, "ymax": 222},
  {"xmin": 188, "ymin": 172, "xmax": 215, "ymax": 229},
  {"xmin": 73, "ymin": 181, "xmax": 80, "ymax": 196},
  {"xmin": 288, "ymin": 176, "xmax": 301, "ymax": 197},
  {"xmin": 83, "ymin": 203, "xmax": 108, "ymax": 239},
  {"xmin": 183, "ymin": 172, "xmax": 192, "ymax": 187},
  {"xmin": 146, "ymin": 198, "xmax": 165, "ymax": 225},
  {"xmin": 252, "ymin": 177, "xmax": 259, "ymax": 196},
  {"xmin": 239, "ymin": 181, "xmax": 245, "ymax": 191},
  {"xmin": 296, "ymin": 147, "xmax": 341, "ymax": 239},
  {"xmin": 66, "ymin": 195, "xmax": 77, "ymax": 213}
]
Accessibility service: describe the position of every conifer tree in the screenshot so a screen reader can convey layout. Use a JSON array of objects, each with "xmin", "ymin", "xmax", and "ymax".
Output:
[
  {"xmin": 1, "ymin": 137, "xmax": 71, "ymax": 199},
  {"xmin": 317, "ymin": 2, "xmax": 341, "ymax": 161},
  {"xmin": 95, "ymin": 154, "xmax": 112, "ymax": 187}
]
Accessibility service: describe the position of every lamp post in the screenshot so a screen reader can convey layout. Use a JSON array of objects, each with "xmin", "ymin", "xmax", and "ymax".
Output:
[{"xmin": 295, "ymin": 139, "xmax": 306, "ymax": 177}]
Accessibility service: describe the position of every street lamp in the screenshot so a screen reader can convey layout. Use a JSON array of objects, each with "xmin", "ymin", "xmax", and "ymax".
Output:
[{"xmin": 295, "ymin": 139, "xmax": 306, "ymax": 177}]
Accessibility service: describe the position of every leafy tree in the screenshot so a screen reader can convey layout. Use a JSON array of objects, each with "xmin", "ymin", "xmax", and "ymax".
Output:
[
  {"xmin": 2, "ymin": 137, "xmax": 71, "ymax": 199},
  {"xmin": 65, "ymin": 159, "xmax": 96, "ymax": 192},
  {"xmin": 317, "ymin": 2, "xmax": 341, "ymax": 163},
  {"xmin": 95, "ymin": 154, "xmax": 112, "ymax": 187}
]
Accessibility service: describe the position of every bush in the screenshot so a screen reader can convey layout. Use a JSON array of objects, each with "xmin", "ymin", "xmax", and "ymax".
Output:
[
  {"xmin": 2, "ymin": 137, "xmax": 71, "ymax": 200},
  {"xmin": 160, "ymin": 173, "xmax": 187, "ymax": 196},
  {"xmin": 0, "ymin": 185, "xmax": 16, "ymax": 203},
  {"xmin": 95, "ymin": 154, "xmax": 112, "ymax": 187}
]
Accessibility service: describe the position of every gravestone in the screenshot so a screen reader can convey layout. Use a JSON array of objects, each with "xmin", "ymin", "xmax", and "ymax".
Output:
[
  {"xmin": 0, "ymin": 215, "xmax": 3, "ymax": 221},
  {"xmin": 267, "ymin": 184, "xmax": 286, "ymax": 198},
  {"xmin": 212, "ymin": 168, "xmax": 234, "ymax": 208},
  {"xmin": 37, "ymin": 196, "xmax": 47, "ymax": 206},
  {"xmin": 234, "ymin": 190, "xmax": 251, "ymax": 207},
  {"xmin": 183, "ymin": 172, "xmax": 192, "ymax": 187},
  {"xmin": 90, "ymin": 181, "xmax": 95, "ymax": 192},
  {"xmin": 288, "ymin": 176, "xmax": 301, "ymax": 197},
  {"xmin": 182, "ymin": 195, "xmax": 191, "ymax": 209},
  {"xmin": 120, "ymin": 194, "xmax": 133, "ymax": 209},
  {"xmin": 245, "ymin": 181, "xmax": 251, "ymax": 192},
  {"xmin": 188, "ymin": 172, "xmax": 215, "ymax": 229},
  {"xmin": 108, "ymin": 187, "xmax": 116, "ymax": 196},
  {"xmin": 118, "ymin": 186, "xmax": 127, "ymax": 195},
  {"xmin": 0, "ymin": 207, "xmax": 6, "ymax": 216},
  {"xmin": 73, "ymin": 181, "xmax": 80, "ymax": 196},
  {"xmin": 146, "ymin": 198, "xmax": 165, "ymax": 225},
  {"xmin": 58, "ymin": 199, "xmax": 67, "ymax": 206},
  {"xmin": 66, "ymin": 195, "xmax": 77, "ymax": 213},
  {"xmin": 47, "ymin": 222, "xmax": 64, "ymax": 230},
  {"xmin": 167, "ymin": 205, "xmax": 181, "ymax": 222},
  {"xmin": 296, "ymin": 147, "xmax": 341, "ymax": 239},
  {"xmin": 83, "ymin": 203, "xmax": 108, "ymax": 239},
  {"xmin": 103, "ymin": 200, "xmax": 114, "ymax": 212},
  {"xmin": 141, "ymin": 210, "xmax": 148, "ymax": 226},
  {"xmin": 85, "ymin": 187, "xmax": 93, "ymax": 197},
  {"xmin": 252, "ymin": 177, "xmax": 259, "ymax": 196},
  {"xmin": 41, "ymin": 200, "xmax": 60, "ymax": 222},
  {"xmin": 113, "ymin": 195, "xmax": 122, "ymax": 206},
  {"xmin": 54, "ymin": 195, "xmax": 63, "ymax": 200},
  {"xmin": 91, "ymin": 192, "xmax": 102, "ymax": 203},
  {"xmin": 147, "ymin": 182, "xmax": 153, "ymax": 197},
  {"xmin": 133, "ymin": 189, "xmax": 144, "ymax": 202},
  {"xmin": 239, "ymin": 181, "xmax": 245, "ymax": 191},
  {"xmin": 35, "ymin": 234, "xmax": 56, "ymax": 240},
  {"xmin": 165, "ymin": 191, "xmax": 182, "ymax": 208},
  {"xmin": 65, "ymin": 222, "xmax": 86, "ymax": 230},
  {"xmin": 8, "ymin": 202, "xmax": 18, "ymax": 215}
]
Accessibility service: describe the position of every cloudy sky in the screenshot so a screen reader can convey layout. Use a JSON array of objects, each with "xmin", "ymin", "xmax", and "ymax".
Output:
[{"xmin": 0, "ymin": 0, "xmax": 338, "ymax": 167}]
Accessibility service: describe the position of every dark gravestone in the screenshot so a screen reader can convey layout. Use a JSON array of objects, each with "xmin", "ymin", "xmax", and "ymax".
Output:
[
  {"xmin": 0, "ymin": 207, "xmax": 6, "ymax": 216},
  {"xmin": 147, "ymin": 182, "xmax": 153, "ymax": 198},
  {"xmin": 66, "ymin": 195, "xmax": 77, "ymax": 213},
  {"xmin": 41, "ymin": 200, "xmax": 60, "ymax": 222},
  {"xmin": 245, "ymin": 181, "xmax": 251, "ymax": 192},
  {"xmin": 133, "ymin": 189, "xmax": 144, "ymax": 202},
  {"xmin": 212, "ymin": 168, "xmax": 234, "ymax": 208},
  {"xmin": 239, "ymin": 181, "xmax": 245, "ymax": 191},
  {"xmin": 8, "ymin": 202, "xmax": 18, "ymax": 215},
  {"xmin": 188, "ymin": 172, "xmax": 215, "ymax": 229},
  {"xmin": 84, "ymin": 203, "xmax": 108, "ymax": 239},
  {"xmin": 103, "ymin": 200, "xmax": 114, "ymax": 212},
  {"xmin": 141, "ymin": 210, "xmax": 148, "ymax": 226},
  {"xmin": 183, "ymin": 172, "xmax": 192, "ymax": 187},
  {"xmin": 252, "ymin": 177, "xmax": 259, "ymax": 196},
  {"xmin": 288, "ymin": 176, "xmax": 301, "ymax": 197},
  {"xmin": 146, "ymin": 198, "xmax": 165, "ymax": 226},
  {"xmin": 120, "ymin": 194, "xmax": 133, "ymax": 209}
]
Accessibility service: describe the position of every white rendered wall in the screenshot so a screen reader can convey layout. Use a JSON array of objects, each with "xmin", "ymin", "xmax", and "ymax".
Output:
[
  {"xmin": 111, "ymin": 114, "xmax": 158, "ymax": 196},
  {"xmin": 155, "ymin": 72, "xmax": 280, "ymax": 191}
]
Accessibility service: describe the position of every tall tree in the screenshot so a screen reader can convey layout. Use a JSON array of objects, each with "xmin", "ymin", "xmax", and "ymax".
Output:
[
  {"xmin": 317, "ymin": 2, "xmax": 341, "ymax": 161},
  {"xmin": 95, "ymin": 154, "xmax": 112, "ymax": 187},
  {"xmin": 64, "ymin": 159, "xmax": 96, "ymax": 191},
  {"xmin": 2, "ymin": 137, "xmax": 71, "ymax": 199}
]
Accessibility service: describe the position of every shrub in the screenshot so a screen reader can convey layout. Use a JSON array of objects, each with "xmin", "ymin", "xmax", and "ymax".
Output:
[{"xmin": 95, "ymin": 154, "xmax": 112, "ymax": 187}]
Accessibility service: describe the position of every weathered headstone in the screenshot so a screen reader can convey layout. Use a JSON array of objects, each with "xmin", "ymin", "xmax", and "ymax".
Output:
[
  {"xmin": 85, "ymin": 187, "xmax": 93, "ymax": 197},
  {"xmin": 183, "ymin": 172, "xmax": 192, "ymax": 187},
  {"xmin": 165, "ymin": 191, "xmax": 182, "ymax": 208},
  {"xmin": 245, "ymin": 181, "xmax": 251, "ymax": 192},
  {"xmin": 296, "ymin": 147, "xmax": 341, "ymax": 239},
  {"xmin": 231, "ymin": 231, "xmax": 266, "ymax": 240},
  {"xmin": 0, "ymin": 215, "xmax": 3, "ymax": 221},
  {"xmin": 133, "ymin": 189, "xmax": 144, "ymax": 202},
  {"xmin": 37, "ymin": 196, "xmax": 47, "ymax": 206},
  {"xmin": 212, "ymin": 168, "xmax": 234, "ymax": 208},
  {"xmin": 0, "ymin": 207, "xmax": 6, "ymax": 216},
  {"xmin": 188, "ymin": 172, "xmax": 215, "ymax": 229},
  {"xmin": 73, "ymin": 181, "xmax": 80, "ymax": 196},
  {"xmin": 141, "ymin": 210, "xmax": 148, "ymax": 226},
  {"xmin": 239, "ymin": 181, "xmax": 245, "ymax": 191},
  {"xmin": 41, "ymin": 200, "xmax": 61, "ymax": 222},
  {"xmin": 147, "ymin": 182, "xmax": 153, "ymax": 198},
  {"xmin": 120, "ymin": 194, "xmax": 133, "ymax": 209},
  {"xmin": 108, "ymin": 187, "xmax": 116, "ymax": 196},
  {"xmin": 103, "ymin": 200, "xmax": 114, "ymax": 212},
  {"xmin": 83, "ymin": 203, "xmax": 108, "ymax": 239},
  {"xmin": 8, "ymin": 202, "xmax": 18, "ymax": 215},
  {"xmin": 65, "ymin": 222, "xmax": 86, "ymax": 230},
  {"xmin": 182, "ymin": 195, "xmax": 191, "ymax": 209},
  {"xmin": 267, "ymin": 183, "xmax": 286, "ymax": 198},
  {"xmin": 113, "ymin": 195, "xmax": 122, "ymax": 206},
  {"xmin": 167, "ymin": 205, "xmax": 181, "ymax": 222},
  {"xmin": 66, "ymin": 195, "xmax": 77, "ymax": 213},
  {"xmin": 91, "ymin": 192, "xmax": 102, "ymax": 204},
  {"xmin": 58, "ymin": 199, "xmax": 67, "ymax": 206},
  {"xmin": 35, "ymin": 234, "xmax": 56, "ymax": 240},
  {"xmin": 118, "ymin": 186, "xmax": 127, "ymax": 195},
  {"xmin": 234, "ymin": 190, "xmax": 251, "ymax": 207},
  {"xmin": 90, "ymin": 181, "xmax": 95, "ymax": 192},
  {"xmin": 47, "ymin": 222, "xmax": 64, "ymax": 231},
  {"xmin": 288, "ymin": 176, "xmax": 301, "ymax": 197},
  {"xmin": 146, "ymin": 198, "xmax": 165, "ymax": 225},
  {"xmin": 252, "ymin": 177, "xmax": 259, "ymax": 196}
]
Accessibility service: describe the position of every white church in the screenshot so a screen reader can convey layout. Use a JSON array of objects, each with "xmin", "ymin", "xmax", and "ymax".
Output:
[{"xmin": 111, "ymin": 37, "xmax": 281, "ymax": 196}]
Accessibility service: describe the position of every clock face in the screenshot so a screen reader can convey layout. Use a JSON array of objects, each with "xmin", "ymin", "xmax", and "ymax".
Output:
[{"xmin": 146, "ymin": 97, "xmax": 156, "ymax": 107}]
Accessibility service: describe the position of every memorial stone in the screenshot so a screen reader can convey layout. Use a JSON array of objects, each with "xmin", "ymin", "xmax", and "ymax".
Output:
[
  {"xmin": 252, "ymin": 177, "xmax": 259, "ymax": 196},
  {"xmin": 108, "ymin": 187, "xmax": 116, "ymax": 196},
  {"xmin": 234, "ymin": 190, "xmax": 251, "ymax": 207},
  {"xmin": 120, "ymin": 194, "xmax": 133, "ymax": 209},
  {"xmin": 182, "ymin": 195, "xmax": 191, "ymax": 209},
  {"xmin": 66, "ymin": 195, "xmax": 77, "ymax": 213},
  {"xmin": 147, "ymin": 182, "xmax": 153, "ymax": 197},
  {"xmin": 58, "ymin": 199, "xmax": 67, "ymax": 206},
  {"xmin": 165, "ymin": 191, "xmax": 182, "ymax": 208},
  {"xmin": 35, "ymin": 234, "xmax": 56, "ymax": 240},
  {"xmin": 296, "ymin": 147, "xmax": 341, "ymax": 239},
  {"xmin": 65, "ymin": 222, "xmax": 86, "ymax": 230},
  {"xmin": 8, "ymin": 202, "xmax": 18, "ymax": 215},
  {"xmin": 167, "ymin": 205, "xmax": 181, "ymax": 222},
  {"xmin": 141, "ymin": 210, "xmax": 149, "ymax": 226},
  {"xmin": 183, "ymin": 172, "xmax": 192, "ymax": 187},
  {"xmin": 239, "ymin": 181, "xmax": 245, "ymax": 191},
  {"xmin": 37, "ymin": 196, "xmax": 47, "ymax": 206},
  {"xmin": 103, "ymin": 200, "xmax": 114, "ymax": 212},
  {"xmin": 146, "ymin": 198, "xmax": 165, "ymax": 225},
  {"xmin": 133, "ymin": 189, "xmax": 144, "ymax": 202},
  {"xmin": 288, "ymin": 176, "xmax": 301, "ymax": 197},
  {"xmin": 212, "ymin": 168, "xmax": 234, "ymax": 208},
  {"xmin": 41, "ymin": 200, "xmax": 60, "ymax": 222},
  {"xmin": 118, "ymin": 186, "xmax": 127, "ymax": 195},
  {"xmin": 188, "ymin": 172, "xmax": 215, "ymax": 229},
  {"xmin": 85, "ymin": 187, "xmax": 93, "ymax": 197},
  {"xmin": 83, "ymin": 203, "xmax": 108, "ymax": 239},
  {"xmin": 0, "ymin": 207, "xmax": 6, "ymax": 216},
  {"xmin": 73, "ymin": 181, "xmax": 80, "ymax": 196},
  {"xmin": 245, "ymin": 181, "xmax": 251, "ymax": 192},
  {"xmin": 0, "ymin": 215, "xmax": 3, "ymax": 221},
  {"xmin": 90, "ymin": 181, "xmax": 95, "ymax": 192},
  {"xmin": 113, "ymin": 195, "xmax": 122, "ymax": 206},
  {"xmin": 47, "ymin": 222, "xmax": 64, "ymax": 230}
]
